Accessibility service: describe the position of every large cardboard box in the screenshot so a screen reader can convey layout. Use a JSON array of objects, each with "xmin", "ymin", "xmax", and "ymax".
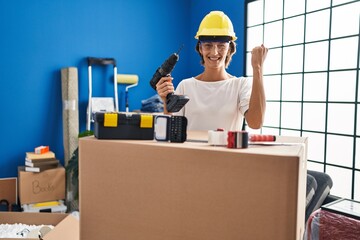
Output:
[
  {"xmin": 0, "ymin": 212, "xmax": 79, "ymax": 240},
  {"xmin": 0, "ymin": 178, "xmax": 17, "ymax": 205},
  {"xmin": 79, "ymin": 134, "xmax": 307, "ymax": 240},
  {"xmin": 18, "ymin": 166, "xmax": 65, "ymax": 204}
]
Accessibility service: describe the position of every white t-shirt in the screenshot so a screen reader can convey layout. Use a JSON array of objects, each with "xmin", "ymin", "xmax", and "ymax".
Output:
[{"xmin": 174, "ymin": 77, "xmax": 252, "ymax": 131}]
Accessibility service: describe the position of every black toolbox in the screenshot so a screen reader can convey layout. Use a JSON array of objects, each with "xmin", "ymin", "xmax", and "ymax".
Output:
[{"xmin": 94, "ymin": 112, "xmax": 154, "ymax": 140}]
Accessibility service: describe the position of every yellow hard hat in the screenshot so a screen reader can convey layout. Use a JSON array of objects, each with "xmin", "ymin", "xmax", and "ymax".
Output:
[{"xmin": 195, "ymin": 11, "xmax": 237, "ymax": 41}]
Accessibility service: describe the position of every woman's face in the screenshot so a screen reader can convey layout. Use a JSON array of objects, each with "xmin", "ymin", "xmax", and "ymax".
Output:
[{"xmin": 199, "ymin": 41, "xmax": 230, "ymax": 69}]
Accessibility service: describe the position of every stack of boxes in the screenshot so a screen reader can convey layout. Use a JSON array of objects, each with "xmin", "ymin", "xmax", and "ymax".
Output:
[{"xmin": 18, "ymin": 146, "xmax": 67, "ymax": 213}]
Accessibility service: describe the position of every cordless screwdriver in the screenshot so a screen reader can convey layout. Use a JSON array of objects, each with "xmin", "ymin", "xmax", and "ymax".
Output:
[{"xmin": 150, "ymin": 46, "xmax": 189, "ymax": 112}]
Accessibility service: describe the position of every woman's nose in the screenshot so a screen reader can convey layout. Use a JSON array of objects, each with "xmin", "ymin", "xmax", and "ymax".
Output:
[{"xmin": 210, "ymin": 45, "xmax": 219, "ymax": 54}]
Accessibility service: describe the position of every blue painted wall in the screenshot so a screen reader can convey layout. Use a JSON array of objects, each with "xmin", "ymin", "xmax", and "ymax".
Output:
[{"xmin": 0, "ymin": 0, "xmax": 245, "ymax": 178}]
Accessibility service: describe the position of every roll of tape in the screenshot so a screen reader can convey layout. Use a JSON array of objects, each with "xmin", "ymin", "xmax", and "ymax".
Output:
[
  {"xmin": 208, "ymin": 130, "xmax": 228, "ymax": 146},
  {"xmin": 62, "ymin": 100, "xmax": 77, "ymax": 111},
  {"xmin": 227, "ymin": 131, "xmax": 249, "ymax": 148}
]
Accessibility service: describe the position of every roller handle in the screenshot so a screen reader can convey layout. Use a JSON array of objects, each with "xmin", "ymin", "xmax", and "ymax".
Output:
[{"xmin": 87, "ymin": 57, "xmax": 116, "ymax": 67}]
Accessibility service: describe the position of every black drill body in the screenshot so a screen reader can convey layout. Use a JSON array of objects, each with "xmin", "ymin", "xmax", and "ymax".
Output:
[
  {"xmin": 150, "ymin": 51, "xmax": 189, "ymax": 112},
  {"xmin": 150, "ymin": 53, "xmax": 179, "ymax": 89}
]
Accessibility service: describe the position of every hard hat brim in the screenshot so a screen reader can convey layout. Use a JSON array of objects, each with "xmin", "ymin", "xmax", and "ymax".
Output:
[
  {"xmin": 198, "ymin": 36, "xmax": 233, "ymax": 42},
  {"xmin": 195, "ymin": 29, "xmax": 237, "ymax": 41}
]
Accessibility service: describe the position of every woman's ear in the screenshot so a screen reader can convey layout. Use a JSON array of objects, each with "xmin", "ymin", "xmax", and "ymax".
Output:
[
  {"xmin": 226, "ymin": 49, "xmax": 232, "ymax": 57},
  {"xmin": 199, "ymin": 46, "xmax": 203, "ymax": 55}
]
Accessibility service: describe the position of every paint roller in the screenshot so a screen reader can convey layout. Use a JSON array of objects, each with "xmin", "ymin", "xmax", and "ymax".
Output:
[{"xmin": 117, "ymin": 74, "xmax": 139, "ymax": 112}]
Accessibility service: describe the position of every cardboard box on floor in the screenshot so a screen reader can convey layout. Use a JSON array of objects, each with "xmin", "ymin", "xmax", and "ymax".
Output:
[
  {"xmin": 0, "ymin": 178, "xmax": 17, "ymax": 205},
  {"xmin": 18, "ymin": 166, "xmax": 65, "ymax": 204},
  {"xmin": 79, "ymin": 133, "xmax": 307, "ymax": 240},
  {"xmin": 0, "ymin": 212, "xmax": 79, "ymax": 240}
]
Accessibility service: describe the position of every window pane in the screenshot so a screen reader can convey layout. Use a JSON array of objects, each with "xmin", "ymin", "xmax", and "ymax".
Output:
[
  {"xmin": 284, "ymin": 0, "xmax": 305, "ymax": 17},
  {"xmin": 263, "ymin": 48, "xmax": 282, "ymax": 74},
  {"xmin": 359, "ymin": 70, "xmax": 360, "ymax": 101},
  {"xmin": 306, "ymin": 10, "xmax": 330, "ymax": 42},
  {"xmin": 355, "ymin": 171, "xmax": 360, "ymax": 201},
  {"xmin": 356, "ymin": 138, "xmax": 360, "ymax": 169},
  {"xmin": 329, "ymin": 71, "xmax": 356, "ymax": 102},
  {"xmin": 333, "ymin": 0, "xmax": 359, "ymax": 7},
  {"xmin": 282, "ymin": 74, "xmax": 302, "ymax": 101},
  {"xmin": 331, "ymin": 2, "xmax": 360, "ymax": 38},
  {"xmin": 247, "ymin": 25, "xmax": 263, "ymax": 51},
  {"xmin": 264, "ymin": 0, "xmax": 283, "ymax": 22},
  {"xmin": 304, "ymin": 41, "xmax": 329, "ymax": 72},
  {"xmin": 303, "ymin": 132, "xmax": 325, "ymax": 162},
  {"xmin": 281, "ymin": 102, "xmax": 301, "ymax": 129},
  {"xmin": 303, "ymin": 103, "xmax": 326, "ymax": 132},
  {"xmin": 247, "ymin": 127, "xmax": 261, "ymax": 135},
  {"xmin": 327, "ymin": 103, "xmax": 354, "ymax": 135},
  {"xmin": 327, "ymin": 135, "xmax": 353, "ymax": 167},
  {"xmin": 303, "ymin": 73, "xmax": 328, "ymax": 101},
  {"xmin": 330, "ymin": 37, "xmax": 359, "ymax": 70},
  {"xmin": 281, "ymin": 129, "xmax": 301, "ymax": 136},
  {"xmin": 264, "ymin": 102, "xmax": 280, "ymax": 127},
  {"xmin": 247, "ymin": 0, "xmax": 264, "ymax": 26},
  {"xmin": 264, "ymin": 75, "xmax": 281, "ymax": 101},
  {"xmin": 307, "ymin": 162, "xmax": 324, "ymax": 172},
  {"xmin": 307, "ymin": 0, "xmax": 331, "ymax": 12},
  {"xmin": 358, "ymin": 105, "xmax": 360, "ymax": 136},
  {"xmin": 283, "ymin": 16, "xmax": 304, "ymax": 45},
  {"xmin": 326, "ymin": 166, "xmax": 352, "ymax": 198},
  {"xmin": 283, "ymin": 45, "xmax": 304, "ymax": 73},
  {"xmin": 264, "ymin": 21, "xmax": 283, "ymax": 48},
  {"xmin": 261, "ymin": 127, "xmax": 280, "ymax": 135},
  {"xmin": 246, "ymin": 52, "xmax": 252, "ymax": 76}
]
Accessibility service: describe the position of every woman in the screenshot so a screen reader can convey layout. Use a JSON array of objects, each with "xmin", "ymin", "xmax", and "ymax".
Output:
[{"xmin": 156, "ymin": 11, "xmax": 268, "ymax": 131}]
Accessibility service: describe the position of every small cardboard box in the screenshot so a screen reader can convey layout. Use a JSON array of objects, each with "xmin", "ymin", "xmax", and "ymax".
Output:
[
  {"xmin": 0, "ymin": 212, "xmax": 79, "ymax": 240},
  {"xmin": 18, "ymin": 166, "xmax": 65, "ymax": 204}
]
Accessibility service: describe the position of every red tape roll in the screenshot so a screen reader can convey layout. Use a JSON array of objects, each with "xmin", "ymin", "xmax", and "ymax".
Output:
[{"xmin": 227, "ymin": 131, "xmax": 249, "ymax": 148}]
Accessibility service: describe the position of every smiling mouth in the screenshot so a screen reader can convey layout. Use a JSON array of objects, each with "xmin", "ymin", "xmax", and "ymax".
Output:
[{"xmin": 208, "ymin": 57, "xmax": 221, "ymax": 61}]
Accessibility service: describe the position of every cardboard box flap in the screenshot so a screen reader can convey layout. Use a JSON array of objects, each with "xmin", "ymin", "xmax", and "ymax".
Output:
[
  {"xmin": 1, "ymin": 212, "xmax": 67, "ymax": 225},
  {"xmin": 0, "ymin": 212, "xmax": 78, "ymax": 240},
  {"xmin": 44, "ymin": 215, "xmax": 79, "ymax": 240}
]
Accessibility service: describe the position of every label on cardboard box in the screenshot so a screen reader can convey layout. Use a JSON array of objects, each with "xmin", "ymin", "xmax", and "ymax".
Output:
[{"xmin": 18, "ymin": 166, "xmax": 65, "ymax": 205}]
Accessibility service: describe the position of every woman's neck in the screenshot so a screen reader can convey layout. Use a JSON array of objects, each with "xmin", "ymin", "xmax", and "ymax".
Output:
[{"xmin": 195, "ymin": 68, "xmax": 232, "ymax": 82}]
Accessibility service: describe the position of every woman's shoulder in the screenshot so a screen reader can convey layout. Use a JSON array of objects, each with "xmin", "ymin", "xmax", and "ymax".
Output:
[
  {"xmin": 182, "ymin": 76, "xmax": 196, "ymax": 81},
  {"xmin": 226, "ymin": 76, "xmax": 248, "ymax": 85},
  {"xmin": 230, "ymin": 76, "xmax": 247, "ymax": 81},
  {"xmin": 178, "ymin": 77, "xmax": 197, "ymax": 85},
  {"xmin": 179, "ymin": 76, "xmax": 248, "ymax": 85}
]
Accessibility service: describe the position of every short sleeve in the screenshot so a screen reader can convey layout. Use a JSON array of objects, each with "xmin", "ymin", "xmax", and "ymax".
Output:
[{"xmin": 239, "ymin": 77, "xmax": 252, "ymax": 116}]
